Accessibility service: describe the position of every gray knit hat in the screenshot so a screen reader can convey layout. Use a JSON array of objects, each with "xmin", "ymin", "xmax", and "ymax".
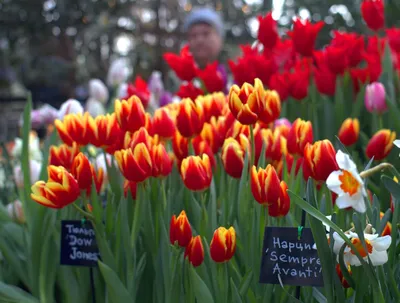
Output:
[{"xmin": 183, "ymin": 7, "xmax": 224, "ymax": 37}]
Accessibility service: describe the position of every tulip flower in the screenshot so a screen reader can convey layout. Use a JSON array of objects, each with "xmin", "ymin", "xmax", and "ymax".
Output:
[
  {"xmin": 31, "ymin": 166, "xmax": 80, "ymax": 209},
  {"xmin": 268, "ymin": 181, "xmax": 290, "ymax": 217},
  {"xmin": 200, "ymin": 118, "xmax": 225, "ymax": 154},
  {"xmin": 49, "ymin": 143, "xmax": 80, "ymax": 171},
  {"xmin": 152, "ymin": 107, "xmax": 176, "ymax": 139},
  {"xmin": 210, "ymin": 226, "xmax": 236, "ymax": 263},
  {"xmin": 123, "ymin": 180, "xmax": 137, "ymax": 200},
  {"xmin": 13, "ymin": 160, "xmax": 42, "ymax": 188},
  {"xmin": 264, "ymin": 129, "xmax": 288, "ymax": 162},
  {"xmin": 228, "ymin": 78, "xmax": 266, "ymax": 125},
  {"xmin": 114, "ymin": 96, "xmax": 146, "ymax": 133},
  {"xmin": 332, "ymin": 230, "xmax": 391, "ymax": 266},
  {"xmin": 287, "ymin": 118, "xmax": 313, "ymax": 156},
  {"xmin": 58, "ymin": 99, "xmax": 84, "ymax": 121},
  {"xmin": 71, "ymin": 153, "xmax": 93, "ymax": 191},
  {"xmin": 176, "ymin": 98, "xmax": 205, "ymax": 138},
  {"xmin": 274, "ymin": 118, "xmax": 291, "ymax": 138},
  {"xmin": 258, "ymin": 12, "xmax": 279, "ymax": 49},
  {"xmin": 163, "ymin": 45, "xmax": 197, "ymax": 82},
  {"xmin": 192, "ymin": 137, "xmax": 217, "ymax": 168},
  {"xmin": 326, "ymin": 150, "xmax": 367, "ymax": 213},
  {"xmin": 180, "ymin": 154, "xmax": 212, "ymax": 191},
  {"xmin": 366, "ymin": 129, "xmax": 396, "ymax": 160},
  {"xmin": 125, "ymin": 127, "xmax": 156, "ymax": 151},
  {"xmin": 170, "ymin": 210, "xmax": 192, "ymax": 247},
  {"xmin": 338, "ymin": 118, "xmax": 360, "ymax": 146},
  {"xmin": 336, "ymin": 264, "xmax": 352, "ymax": 289},
  {"xmin": 250, "ymin": 165, "xmax": 281, "ymax": 205},
  {"xmin": 172, "ymin": 131, "xmax": 189, "ymax": 161},
  {"xmin": 90, "ymin": 113, "xmax": 122, "ymax": 148},
  {"xmin": 303, "ymin": 140, "xmax": 339, "ymax": 182},
  {"xmin": 365, "ymin": 82, "xmax": 387, "ymax": 114},
  {"xmin": 122, "ymin": 76, "xmax": 151, "ymax": 108},
  {"xmin": 200, "ymin": 93, "xmax": 225, "ymax": 122},
  {"xmin": 287, "ymin": 18, "xmax": 324, "ymax": 57},
  {"xmin": 380, "ymin": 212, "xmax": 392, "ymax": 237},
  {"xmin": 114, "ymin": 143, "xmax": 153, "ymax": 183},
  {"xmin": 221, "ymin": 137, "xmax": 246, "ymax": 179},
  {"xmin": 361, "ymin": 0, "xmax": 384, "ymax": 31},
  {"xmin": 12, "ymin": 132, "xmax": 43, "ymax": 162},
  {"xmin": 184, "ymin": 236, "xmax": 204, "ymax": 267},
  {"xmin": 55, "ymin": 112, "xmax": 93, "ymax": 146},
  {"xmin": 7, "ymin": 200, "xmax": 25, "ymax": 224},
  {"xmin": 151, "ymin": 143, "xmax": 173, "ymax": 177},
  {"xmin": 258, "ymin": 90, "xmax": 281, "ymax": 125}
]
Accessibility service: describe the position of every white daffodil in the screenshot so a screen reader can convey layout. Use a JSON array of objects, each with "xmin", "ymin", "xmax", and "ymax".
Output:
[
  {"xmin": 326, "ymin": 150, "xmax": 367, "ymax": 213},
  {"xmin": 335, "ymin": 231, "xmax": 391, "ymax": 266}
]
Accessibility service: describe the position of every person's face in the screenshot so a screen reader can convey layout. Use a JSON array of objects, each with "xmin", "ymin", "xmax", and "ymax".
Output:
[{"xmin": 187, "ymin": 23, "xmax": 222, "ymax": 68}]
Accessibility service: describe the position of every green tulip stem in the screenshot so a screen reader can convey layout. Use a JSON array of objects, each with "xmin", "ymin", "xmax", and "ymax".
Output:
[{"xmin": 72, "ymin": 202, "xmax": 95, "ymax": 221}]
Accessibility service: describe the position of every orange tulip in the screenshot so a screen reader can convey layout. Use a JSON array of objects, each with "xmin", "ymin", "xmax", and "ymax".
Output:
[
  {"xmin": 228, "ymin": 78, "xmax": 265, "ymax": 125},
  {"xmin": 49, "ymin": 143, "xmax": 80, "ymax": 171},
  {"xmin": 123, "ymin": 179, "xmax": 137, "ymax": 200},
  {"xmin": 366, "ymin": 129, "xmax": 396, "ymax": 160},
  {"xmin": 71, "ymin": 153, "xmax": 93, "ymax": 191},
  {"xmin": 172, "ymin": 131, "xmax": 189, "ymax": 160},
  {"xmin": 336, "ymin": 264, "xmax": 351, "ymax": 289},
  {"xmin": 287, "ymin": 118, "xmax": 313, "ymax": 156},
  {"xmin": 221, "ymin": 137, "xmax": 246, "ymax": 179},
  {"xmin": 170, "ymin": 210, "xmax": 192, "ymax": 247},
  {"xmin": 151, "ymin": 143, "xmax": 173, "ymax": 177},
  {"xmin": 303, "ymin": 140, "xmax": 339, "ymax": 182},
  {"xmin": 268, "ymin": 181, "xmax": 290, "ymax": 217},
  {"xmin": 114, "ymin": 96, "xmax": 146, "ymax": 133},
  {"xmin": 199, "ymin": 92, "xmax": 225, "ymax": 122},
  {"xmin": 90, "ymin": 113, "xmax": 122, "ymax": 148},
  {"xmin": 338, "ymin": 118, "xmax": 360, "ymax": 146},
  {"xmin": 152, "ymin": 107, "xmax": 176, "ymax": 139},
  {"xmin": 31, "ymin": 166, "xmax": 80, "ymax": 209},
  {"xmin": 114, "ymin": 143, "xmax": 152, "ymax": 182},
  {"xmin": 55, "ymin": 112, "xmax": 94, "ymax": 146},
  {"xmin": 185, "ymin": 236, "xmax": 204, "ymax": 267},
  {"xmin": 176, "ymin": 98, "xmax": 205, "ymax": 138},
  {"xmin": 180, "ymin": 154, "xmax": 212, "ymax": 191},
  {"xmin": 250, "ymin": 165, "xmax": 281, "ymax": 205},
  {"xmin": 257, "ymin": 90, "xmax": 281, "ymax": 125},
  {"xmin": 210, "ymin": 226, "xmax": 236, "ymax": 262}
]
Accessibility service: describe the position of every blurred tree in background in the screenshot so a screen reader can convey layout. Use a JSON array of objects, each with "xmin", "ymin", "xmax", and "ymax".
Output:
[{"xmin": 0, "ymin": 0, "xmax": 400, "ymax": 94}]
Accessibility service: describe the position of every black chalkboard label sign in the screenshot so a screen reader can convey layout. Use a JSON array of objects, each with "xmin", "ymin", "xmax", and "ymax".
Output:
[
  {"xmin": 259, "ymin": 227, "xmax": 324, "ymax": 287},
  {"xmin": 60, "ymin": 220, "xmax": 100, "ymax": 267}
]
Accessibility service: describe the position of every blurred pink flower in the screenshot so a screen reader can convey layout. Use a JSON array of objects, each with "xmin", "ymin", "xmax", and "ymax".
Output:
[{"xmin": 365, "ymin": 82, "xmax": 387, "ymax": 114}]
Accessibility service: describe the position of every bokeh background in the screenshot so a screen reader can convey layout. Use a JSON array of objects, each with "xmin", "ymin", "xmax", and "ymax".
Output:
[{"xmin": 1, "ymin": 0, "xmax": 400, "ymax": 98}]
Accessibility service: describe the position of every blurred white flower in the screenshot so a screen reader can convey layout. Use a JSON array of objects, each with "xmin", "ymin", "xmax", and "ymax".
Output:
[
  {"xmin": 107, "ymin": 58, "xmax": 130, "ymax": 87},
  {"xmin": 88, "ymin": 79, "xmax": 109, "ymax": 104},
  {"xmin": 394, "ymin": 139, "xmax": 400, "ymax": 156},
  {"xmin": 86, "ymin": 98, "xmax": 106, "ymax": 118},
  {"xmin": 7, "ymin": 200, "xmax": 25, "ymax": 224},
  {"xmin": 13, "ymin": 159, "xmax": 42, "ymax": 188},
  {"xmin": 11, "ymin": 132, "xmax": 42, "ymax": 161},
  {"xmin": 147, "ymin": 71, "xmax": 164, "ymax": 97},
  {"xmin": 95, "ymin": 153, "xmax": 116, "ymax": 174},
  {"xmin": 58, "ymin": 99, "xmax": 84, "ymax": 120},
  {"xmin": 326, "ymin": 150, "xmax": 367, "ymax": 213},
  {"xmin": 117, "ymin": 83, "xmax": 128, "ymax": 99},
  {"xmin": 30, "ymin": 104, "xmax": 58, "ymax": 128},
  {"xmin": 0, "ymin": 167, "xmax": 5, "ymax": 189},
  {"xmin": 333, "ymin": 231, "xmax": 391, "ymax": 266}
]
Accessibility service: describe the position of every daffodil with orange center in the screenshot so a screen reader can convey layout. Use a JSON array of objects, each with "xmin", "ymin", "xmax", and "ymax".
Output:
[{"xmin": 326, "ymin": 150, "xmax": 367, "ymax": 213}]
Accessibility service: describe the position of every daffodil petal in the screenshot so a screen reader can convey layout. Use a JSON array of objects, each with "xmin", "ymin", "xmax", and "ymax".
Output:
[
  {"xmin": 371, "ymin": 235, "xmax": 392, "ymax": 251},
  {"xmin": 368, "ymin": 250, "xmax": 388, "ymax": 266},
  {"xmin": 326, "ymin": 170, "xmax": 342, "ymax": 193},
  {"xmin": 335, "ymin": 195, "xmax": 355, "ymax": 210},
  {"xmin": 336, "ymin": 150, "xmax": 357, "ymax": 171}
]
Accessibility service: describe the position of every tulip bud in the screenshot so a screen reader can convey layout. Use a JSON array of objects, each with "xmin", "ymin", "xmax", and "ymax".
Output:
[
  {"xmin": 114, "ymin": 143, "xmax": 153, "ymax": 183},
  {"xmin": 90, "ymin": 113, "xmax": 122, "ymax": 148},
  {"xmin": 258, "ymin": 90, "xmax": 281, "ymax": 125},
  {"xmin": 366, "ymin": 129, "xmax": 396, "ymax": 160},
  {"xmin": 71, "ymin": 153, "xmax": 93, "ymax": 191},
  {"xmin": 361, "ymin": 0, "xmax": 384, "ymax": 32},
  {"xmin": 172, "ymin": 131, "xmax": 189, "ymax": 160},
  {"xmin": 228, "ymin": 78, "xmax": 265, "ymax": 125},
  {"xmin": 49, "ymin": 143, "xmax": 80, "ymax": 171},
  {"xmin": 176, "ymin": 98, "xmax": 205, "ymax": 138},
  {"xmin": 338, "ymin": 118, "xmax": 360, "ymax": 146},
  {"xmin": 268, "ymin": 181, "xmax": 290, "ymax": 217},
  {"xmin": 184, "ymin": 236, "xmax": 204, "ymax": 267},
  {"xmin": 114, "ymin": 96, "xmax": 146, "ymax": 133},
  {"xmin": 303, "ymin": 140, "xmax": 338, "ymax": 182},
  {"xmin": 221, "ymin": 137, "xmax": 246, "ymax": 179},
  {"xmin": 7, "ymin": 200, "xmax": 25, "ymax": 224},
  {"xmin": 250, "ymin": 165, "xmax": 281, "ymax": 205},
  {"xmin": 180, "ymin": 154, "xmax": 212, "ymax": 191},
  {"xmin": 152, "ymin": 107, "xmax": 176, "ymax": 139},
  {"xmin": 287, "ymin": 118, "xmax": 313, "ymax": 156},
  {"xmin": 380, "ymin": 212, "xmax": 392, "ymax": 237},
  {"xmin": 192, "ymin": 137, "xmax": 217, "ymax": 168},
  {"xmin": 365, "ymin": 82, "xmax": 387, "ymax": 114},
  {"xmin": 210, "ymin": 226, "xmax": 236, "ymax": 263},
  {"xmin": 58, "ymin": 99, "xmax": 84, "ymax": 120},
  {"xmin": 170, "ymin": 210, "xmax": 192, "ymax": 247},
  {"xmin": 151, "ymin": 143, "xmax": 173, "ymax": 177}
]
